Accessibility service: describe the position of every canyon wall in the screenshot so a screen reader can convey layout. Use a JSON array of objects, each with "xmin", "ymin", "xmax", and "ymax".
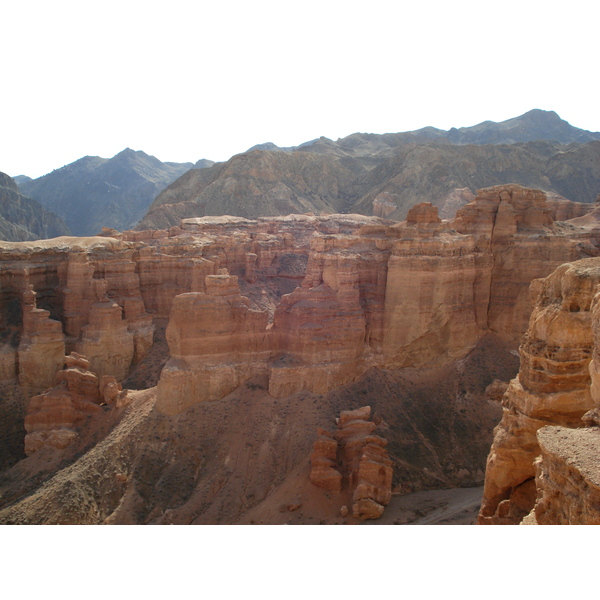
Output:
[
  {"xmin": 479, "ymin": 257, "xmax": 600, "ymax": 524},
  {"xmin": 1, "ymin": 185, "xmax": 599, "ymax": 426},
  {"xmin": 2, "ymin": 184, "xmax": 600, "ymax": 523}
]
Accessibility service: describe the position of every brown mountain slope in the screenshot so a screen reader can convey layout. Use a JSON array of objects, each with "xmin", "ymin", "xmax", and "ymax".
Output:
[
  {"xmin": 138, "ymin": 140, "xmax": 600, "ymax": 227},
  {"xmin": 353, "ymin": 141, "xmax": 600, "ymax": 220},
  {"xmin": 0, "ymin": 173, "xmax": 69, "ymax": 241},
  {"xmin": 139, "ymin": 150, "xmax": 367, "ymax": 230}
]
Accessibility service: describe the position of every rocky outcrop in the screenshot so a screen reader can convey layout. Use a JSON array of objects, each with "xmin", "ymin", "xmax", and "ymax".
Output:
[
  {"xmin": 24, "ymin": 353, "xmax": 104, "ymax": 454},
  {"xmin": 453, "ymin": 184, "xmax": 593, "ymax": 346},
  {"xmin": 18, "ymin": 282, "xmax": 65, "ymax": 395},
  {"xmin": 479, "ymin": 258, "xmax": 600, "ymax": 524},
  {"xmin": 268, "ymin": 244, "xmax": 374, "ymax": 397},
  {"xmin": 77, "ymin": 297, "xmax": 135, "ymax": 381},
  {"xmin": 528, "ymin": 426, "xmax": 600, "ymax": 524},
  {"xmin": 0, "ymin": 237, "xmax": 155, "ymax": 395},
  {"xmin": 0, "ymin": 190, "xmax": 599, "ymax": 422},
  {"xmin": 156, "ymin": 269, "xmax": 270, "ymax": 415},
  {"xmin": 336, "ymin": 406, "xmax": 392, "ymax": 520},
  {"xmin": 309, "ymin": 428, "xmax": 342, "ymax": 492},
  {"xmin": 383, "ymin": 205, "xmax": 486, "ymax": 368},
  {"xmin": 309, "ymin": 406, "xmax": 393, "ymax": 520},
  {"xmin": 148, "ymin": 190, "xmax": 600, "ymax": 414}
]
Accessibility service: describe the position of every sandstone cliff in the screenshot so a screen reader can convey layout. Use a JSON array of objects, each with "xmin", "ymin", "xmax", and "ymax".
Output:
[
  {"xmin": 479, "ymin": 257, "xmax": 600, "ymax": 524},
  {"xmin": 2, "ymin": 186, "xmax": 597, "ymax": 420},
  {"xmin": 1, "ymin": 184, "xmax": 600, "ymax": 523}
]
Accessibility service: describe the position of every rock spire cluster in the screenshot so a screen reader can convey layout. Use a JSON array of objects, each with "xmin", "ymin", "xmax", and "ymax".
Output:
[{"xmin": 310, "ymin": 406, "xmax": 393, "ymax": 520}]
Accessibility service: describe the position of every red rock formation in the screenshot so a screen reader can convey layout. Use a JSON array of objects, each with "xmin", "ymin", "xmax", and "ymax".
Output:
[
  {"xmin": 383, "ymin": 207, "xmax": 486, "ymax": 368},
  {"xmin": 528, "ymin": 426, "xmax": 600, "ymax": 524},
  {"xmin": 0, "ymin": 194, "xmax": 598, "ymax": 420},
  {"xmin": 335, "ymin": 407, "xmax": 393, "ymax": 520},
  {"xmin": 309, "ymin": 428, "xmax": 342, "ymax": 493},
  {"xmin": 310, "ymin": 406, "xmax": 393, "ymax": 520},
  {"xmin": 77, "ymin": 297, "xmax": 135, "ymax": 381},
  {"xmin": 24, "ymin": 352, "xmax": 103, "ymax": 455},
  {"xmin": 156, "ymin": 269, "xmax": 270, "ymax": 415},
  {"xmin": 453, "ymin": 184, "xmax": 593, "ymax": 345},
  {"xmin": 478, "ymin": 258, "xmax": 600, "ymax": 524},
  {"xmin": 18, "ymin": 282, "xmax": 65, "ymax": 395}
]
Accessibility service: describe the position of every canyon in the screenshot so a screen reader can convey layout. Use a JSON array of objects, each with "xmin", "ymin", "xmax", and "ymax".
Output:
[{"xmin": 1, "ymin": 183, "xmax": 600, "ymax": 523}]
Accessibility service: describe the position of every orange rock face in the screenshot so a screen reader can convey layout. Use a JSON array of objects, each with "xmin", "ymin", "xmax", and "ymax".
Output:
[
  {"xmin": 156, "ymin": 269, "xmax": 270, "ymax": 415},
  {"xmin": 24, "ymin": 352, "xmax": 104, "ymax": 455},
  {"xmin": 309, "ymin": 406, "xmax": 393, "ymax": 520},
  {"xmin": 18, "ymin": 283, "xmax": 65, "ymax": 395},
  {"xmin": 530, "ymin": 426, "xmax": 600, "ymax": 524},
  {"xmin": 77, "ymin": 300, "xmax": 135, "ymax": 381},
  {"xmin": 309, "ymin": 429, "xmax": 342, "ymax": 493},
  {"xmin": 0, "ymin": 189, "xmax": 598, "ymax": 425},
  {"xmin": 478, "ymin": 258, "xmax": 600, "ymax": 524}
]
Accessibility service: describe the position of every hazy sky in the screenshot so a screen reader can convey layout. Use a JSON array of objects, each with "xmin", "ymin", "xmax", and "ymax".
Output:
[{"xmin": 2, "ymin": 0, "xmax": 598, "ymax": 178}]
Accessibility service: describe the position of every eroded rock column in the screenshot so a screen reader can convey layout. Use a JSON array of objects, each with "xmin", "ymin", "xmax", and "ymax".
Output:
[{"xmin": 478, "ymin": 258, "xmax": 600, "ymax": 524}]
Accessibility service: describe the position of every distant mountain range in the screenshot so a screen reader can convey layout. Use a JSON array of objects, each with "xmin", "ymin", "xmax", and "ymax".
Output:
[
  {"xmin": 18, "ymin": 150, "xmax": 213, "ymax": 236},
  {"xmin": 139, "ymin": 110, "xmax": 600, "ymax": 228},
  {"xmin": 5, "ymin": 109, "xmax": 600, "ymax": 239},
  {"xmin": 248, "ymin": 109, "xmax": 600, "ymax": 157},
  {"xmin": 0, "ymin": 172, "xmax": 69, "ymax": 241}
]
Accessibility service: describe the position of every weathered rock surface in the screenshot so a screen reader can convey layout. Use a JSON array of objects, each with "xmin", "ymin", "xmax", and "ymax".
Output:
[
  {"xmin": 529, "ymin": 426, "xmax": 600, "ymax": 524},
  {"xmin": 0, "ymin": 333, "xmax": 519, "ymax": 525},
  {"xmin": 77, "ymin": 300, "xmax": 135, "ymax": 381},
  {"xmin": 309, "ymin": 406, "xmax": 393, "ymax": 520},
  {"xmin": 18, "ymin": 282, "xmax": 65, "ymax": 395},
  {"xmin": 24, "ymin": 352, "xmax": 103, "ymax": 455},
  {"xmin": 479, "ymin": 258, "xmax": 600, "ymax": 524},
  {"xmin": 1, "ymin": 187, "xmax": 600, "ymax": 525},
  {"xmin": 0, "ymin": 188, "xmax": 598, "ymax": 421},
  {"xmin": 309, "ymin": 428, "xmax": 342, "ymax": 492},
  {"xmin": 156, "ymin": 269, "xmax": 270, "ymax": 415}
]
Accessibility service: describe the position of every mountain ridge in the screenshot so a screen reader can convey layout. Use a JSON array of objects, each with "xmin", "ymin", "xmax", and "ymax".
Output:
[
  {"xmin": 19, "ymin": 150, "xmax": 202, "ymax": 236},
  {"xmin": 0, "ymin": 172, "xmax": 70, "ymax": 241}
]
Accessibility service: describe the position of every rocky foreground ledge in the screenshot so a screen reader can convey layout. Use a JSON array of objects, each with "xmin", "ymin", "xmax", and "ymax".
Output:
[{"xmin": 479, "ymin": 257, "xmax": 600, "ymax": 524}]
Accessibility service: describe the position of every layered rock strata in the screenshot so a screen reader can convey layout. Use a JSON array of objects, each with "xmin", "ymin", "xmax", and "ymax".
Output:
[
  {"xmin": 529, "ymin": 426, "xmax": 600, "ymax": 524},
  {"xmin": 309, "ymin": 406, "xmax": 393, "ymax": 520},
  {"xmin": 479, "ymin": 258, "xmax": 600, "ymax": 524},
  {"xmin": 24, "ymin": 352, "xmax": 104, "ymax": 454},
  {"xmin": 0, "ymin": 187, "xmax": 599, "ymax": 419},
  {"xmin": 336, "ymin": 406, "xmax": 393, "ymax": 520},
  {"xmin": 156, "ymin": 269, "xmax": 270, "ymax": 415},
  {"xmin": 309, "ymin": 428, "xmax": 342, "ymax": 492},
  {"xmin": 18, "ymin": 282, "xmax": 65, "ymax": 395}
]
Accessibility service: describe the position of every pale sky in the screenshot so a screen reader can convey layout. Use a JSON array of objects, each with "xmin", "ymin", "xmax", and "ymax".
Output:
[{"xmin": 2, "ymin": 0, "xmax": 598, "ymax": 178}]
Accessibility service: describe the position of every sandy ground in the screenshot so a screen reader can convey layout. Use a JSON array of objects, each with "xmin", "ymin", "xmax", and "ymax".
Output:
[{"xmin": 364, "ymin": 486, "xmax": 483, "ymax": 525}]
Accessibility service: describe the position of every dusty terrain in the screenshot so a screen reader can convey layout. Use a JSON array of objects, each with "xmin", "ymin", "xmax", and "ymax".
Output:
[{"xmin": 0, "ymin": 334, "xmax": 516, "ymax": 525}]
